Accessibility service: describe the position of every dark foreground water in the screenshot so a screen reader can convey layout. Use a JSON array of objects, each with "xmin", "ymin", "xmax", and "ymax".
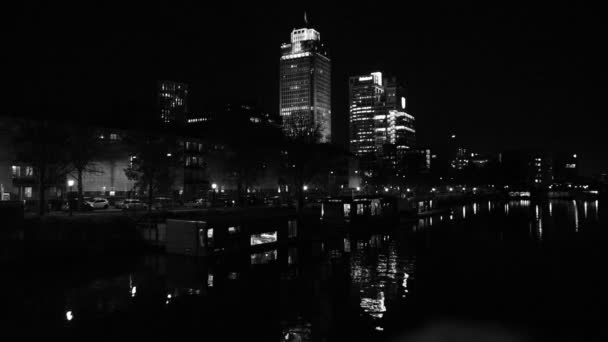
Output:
[{"xmin": 3, "ymin": 199, "xmax": 606, "ymax": 340}]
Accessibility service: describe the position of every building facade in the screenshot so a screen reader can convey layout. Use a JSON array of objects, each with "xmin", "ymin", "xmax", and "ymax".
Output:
[
  {"xmin": 349, "ymin": 72, "xmax": 385, "ymax": 159},
  {"xmin": 279, "ymin": 24, "xmax": 331, "ymax": 142},
  {"xmin": 158, "ymin": 80, "xmax": 189, "ymax": 126},
  {"xmin": 348, "ymin": 72, "xmax": 415, "ymax": 171}
]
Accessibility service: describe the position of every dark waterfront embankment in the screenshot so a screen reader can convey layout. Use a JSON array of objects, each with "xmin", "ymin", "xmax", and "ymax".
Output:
[{"xmin": 0, "ymin": 193, "xmax": 539, "ymax": 261}]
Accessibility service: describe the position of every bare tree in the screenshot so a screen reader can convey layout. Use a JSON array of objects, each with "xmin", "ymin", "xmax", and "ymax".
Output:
[
  {"xmin": 282, "ymin": 116, "xmax": 347, "ymax": 212},
  {"xmin": 124, "ymin": 132, "xmax": 179, "ymax": 213},
  {"xmin": 66, "ymin": 125, "xmax": 103, "ymax": 211}
]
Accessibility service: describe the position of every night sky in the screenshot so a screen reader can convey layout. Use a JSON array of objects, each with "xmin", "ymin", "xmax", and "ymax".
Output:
[{"xmin": 7, "ymin": 2, "xmax": 608, "ymax": 175}]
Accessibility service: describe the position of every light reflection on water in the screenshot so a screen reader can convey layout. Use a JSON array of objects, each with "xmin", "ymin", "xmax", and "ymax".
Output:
[
  {"xmin": 8, "ymin": 198, "xmax": 602, "ymax": 340},
  {"xmin": 351, "ymin": 235, "xmax": 415, "ymax": 331},
  {"xmin": 415, "ymin": 199, "xmax": 600, "ymax": 237}
]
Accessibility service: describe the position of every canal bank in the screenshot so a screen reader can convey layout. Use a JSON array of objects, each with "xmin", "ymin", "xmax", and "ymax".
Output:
[{"xmin": 6, "ymin": 206, "xmax": 323, "ymax": 260}]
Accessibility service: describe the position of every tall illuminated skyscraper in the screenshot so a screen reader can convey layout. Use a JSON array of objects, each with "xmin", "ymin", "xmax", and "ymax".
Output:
[
  {"xmin": 279, "ymin": 15, "xmax": 331, "ymax": 143},
  {"xmin": 349, "ymin": 72, "xmax": 415, "ymax": 170},
  {"xmin": 349, "ymin": 72, "xmax": 385, "ymax": 158},
  {"xmin": 158, "ymin": 80, "xmax": 188, "ymax": 126}
]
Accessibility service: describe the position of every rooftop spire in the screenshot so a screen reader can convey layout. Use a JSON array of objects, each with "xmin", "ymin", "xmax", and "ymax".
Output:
[{"xmin": 304, "ymin": 11, "xmax": 308, "ymax": 25}]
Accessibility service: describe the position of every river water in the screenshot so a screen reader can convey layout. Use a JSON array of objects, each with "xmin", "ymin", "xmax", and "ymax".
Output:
[{"xmin": 3, "ymin": 199, "xmax": 606, "ymax": 340}]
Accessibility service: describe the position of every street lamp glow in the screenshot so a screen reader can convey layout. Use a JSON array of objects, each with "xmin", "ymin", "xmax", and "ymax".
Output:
[
  {"xmin": 431, "ymin": 188, "xmax": 436, "ymax": 192},
  {"xmin": 211, "ymin": 183, "xmax": 217, "ymax": 190},
  {"xmin": 303, "ymin": 185, "xmax": 308, "ymax": 191},
  {"xmin": 406, "ymin": 188, "xmax": 411, "ymax": 192},
  {"xmin": 384, "ymin": 187, "xmax": 389, "ymax": 192},
  {"xmin": 166, "ymin": 153, "xmax": 172, "ymax": 157},
  {"xmin": 356, "ymin": 187, "xmax": 361, "ymax": 191},
  {"xmin": 67, "ymin": 180, "xmax": 75, "ymax": 187},
  {"xmin": 449, "ymin": 187, "xmax": 453, "ymax": 192}
]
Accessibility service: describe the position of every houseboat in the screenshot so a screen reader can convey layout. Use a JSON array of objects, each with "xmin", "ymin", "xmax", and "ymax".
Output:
[
  {"xmin": 320, "ymin": 195, "xmax": 400, "ymax": 230},
  {"xmin": 164, "ymin": 214, "xmax": 299, "ymax": 257}
]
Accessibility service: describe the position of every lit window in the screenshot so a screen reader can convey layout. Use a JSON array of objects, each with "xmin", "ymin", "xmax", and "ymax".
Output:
[
  {"xmin": 357, "ymin": 204, "xmax": 364, "ymax": 215},
  {"xmin": 343, "ymin": 203, "xmax": 351, "ymax": 217},
  {"xmin": 25, "ymin": 166, "xmax": 33, "ymax": 177},
  {"xmin": 11, "ymin": 165, "xmax": 21, "ymax": 177},
  {"xmin": 24, "ymin": 187, "xmax": 32, "ymax": 198},
  {"xmin": 288, "ymin": 220, "xmax": 297, "ymax": 238},
  {"xmin": 250, "ymin": 231, "xmax": 278, "ymax": 246}
]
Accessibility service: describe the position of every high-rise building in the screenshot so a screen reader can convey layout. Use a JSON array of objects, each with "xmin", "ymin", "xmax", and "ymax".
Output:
[
  {"xmin": 279, "ymin": 16, "xmax": 331, "ymax": 142},
  {"xmin": 349, "ymin": 72, "xmax": 385, "ymax": 158},
  {"xmin": 349, "ymin": 72, "xmax": 415, "ymax": 170},
  {"xmin": 158, "ymin": 80, "xmax": 188, "ymax": 126}
]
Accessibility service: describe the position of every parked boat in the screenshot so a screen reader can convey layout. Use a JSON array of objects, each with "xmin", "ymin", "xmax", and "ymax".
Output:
[
  {"xmin": 320, "ymin": 196, "xmax": 399, "ymax": 228},
  {"xmin": 164, "ymin": 215, "xmax": 299, "ymax": 257}
]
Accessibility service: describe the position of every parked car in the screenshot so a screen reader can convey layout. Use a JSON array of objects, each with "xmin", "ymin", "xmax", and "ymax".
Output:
[
  {"xmin": 184, "ymin": 198, "xmax": 208, "ymax": 208},
  {"xmin": 122, "ymin": 199, "xmax": 148, "ymax": 210},
  {"xmin": 61, "ymin": 200, "xmax": 94, "ymax": 211},
  {"xmin": 151, "ymin": 197, "xmax": 181, "ymax": 210},
  {"xmin": 114, "ymin": 198, "xmax": 126, "ymax": 209},
  {"xmin": 85, "ymin": 198, "xmax": 110, "ymax": 209},
  {"xmin": 264, "ymin": 196, "xmax": 281, "ymax": 207}
]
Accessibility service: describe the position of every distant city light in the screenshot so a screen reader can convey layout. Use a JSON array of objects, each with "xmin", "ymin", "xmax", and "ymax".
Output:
[
  {"xmin": 303, "ymin": 185, "xmax": 308, "ymax": 191},
  {"xmin": 384, "ymin": 187, "xmax": 389, "ymax": 192},
  {"xmin": 448, "ymin": 187, "xmax": 453, "ymax": 192},
  {"xmin": 166, "ymin": 153, "xmax": 172, "ymax": 157},
  {"xmin": 356, "ymin": 187, "xmax": 361, "ymax": 191},
  {"xmin": 66, "ymin": 311, "xmax": 73, "ymax": 321}
]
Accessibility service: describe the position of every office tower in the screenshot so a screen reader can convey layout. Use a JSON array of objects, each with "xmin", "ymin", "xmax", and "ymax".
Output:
[
  {"xmin": 349, "ymin": 72, "xmax": 385, "ymax": 158},
  {"xmin": 349, "ymin": 72, "xmax": 415, "ymax": 170},
  {"xmin": 158, "ymin": 80, "xmax": 188, "ymax": 126},
  {"xmin": 384, "ymin": 77, "xmax": 415, "ymax": 155},
  {"xmin": 279, "ymin": 16, "xmax": 331, "ymax": 142}
]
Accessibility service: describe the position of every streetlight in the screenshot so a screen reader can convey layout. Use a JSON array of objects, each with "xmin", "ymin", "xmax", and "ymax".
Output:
[
  {"xmin": 303, "ymin": 185, "xmax": 308, "ymax": 191},
  {"xmin": 211, "ymin": 183, "xmax": 218, "ymax": 203},
  {"xmin": 67, "ymin": 179, "xmax": 75, "ymax": 216}
]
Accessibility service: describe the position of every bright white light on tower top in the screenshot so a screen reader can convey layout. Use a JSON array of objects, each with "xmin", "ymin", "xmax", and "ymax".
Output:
[
  {"xmin": 401, "ymin": 97, "xmax": 406, "ymax": 109},
  {"xmin": 371, "ymin": 72, "xmax": 383, "ymax": 86}
]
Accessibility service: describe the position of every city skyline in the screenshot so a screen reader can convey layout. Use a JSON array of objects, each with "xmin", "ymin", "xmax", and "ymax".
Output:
[{"xmin": 6, "ymin": 3, "xmax": 608, "ymax": 175}]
